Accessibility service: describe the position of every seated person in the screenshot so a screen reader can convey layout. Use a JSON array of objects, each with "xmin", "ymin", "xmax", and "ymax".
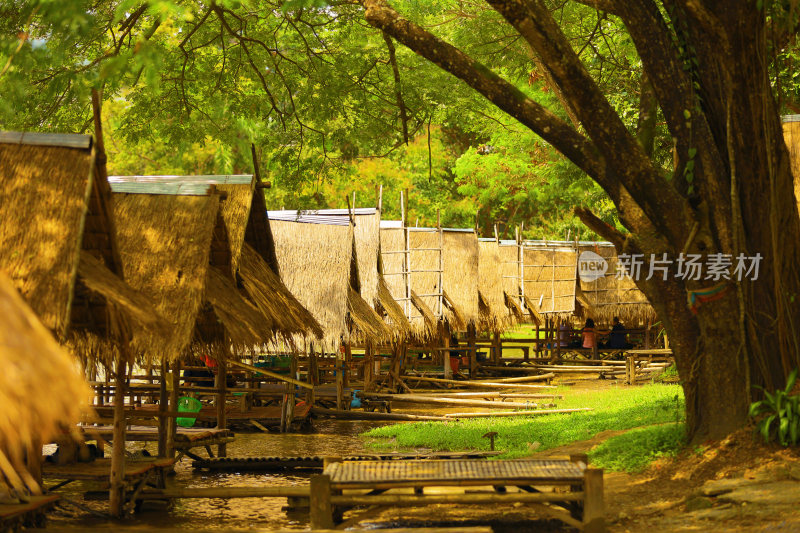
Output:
[
  {"xmin": 581, "ymin": 318, "xmax": 597, "ymax": 349},
  {"xmin": 558, "ymin": 321, "xmax": 572, "ymax": 348},
  {"xmin": 608, "ymin": 317, "xmax": 633, "ymax": 349}
]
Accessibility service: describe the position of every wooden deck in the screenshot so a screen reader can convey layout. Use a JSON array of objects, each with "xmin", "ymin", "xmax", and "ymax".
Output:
[
  {"xmin": 310, "ymin": 457, "xmax": 604, "ymax": 532},
  {"xmin": 191, "ymin": 451, "xmax": 501, "ymax": 472}
]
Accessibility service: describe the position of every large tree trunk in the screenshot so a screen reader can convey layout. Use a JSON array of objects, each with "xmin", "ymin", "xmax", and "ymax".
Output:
[{"xmin": 362, "ymin": 0, "xmax": 800, "ymax": 441}]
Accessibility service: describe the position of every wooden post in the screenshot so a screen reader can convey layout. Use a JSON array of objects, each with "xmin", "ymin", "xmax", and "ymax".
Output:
[
  {"xmin": 535, "ymin": 323, "xmax": 541, "ymax": 358},
  {"xmin": 109, "ymin": 357, "xmax": 127, "ymax": 518},
  {"xmin": 309, "ymin": 474, "xmax": 334, "ymax": 529},
  {"xmin": 215, "ymin": 356, "xmax": 228, "ymax": 457},
  {"xmin": 306, "ymin": 349, "xmax": 317, "ymax": 407},
  {"xmin": 364, "ymin": 342, "xmax": 375, "ymax": 391},
  {"xmin": 644, "ymin": 318, "xmax": 652, "ymax": 349},
  {"xmin": 555, "ymin": 319, "xmax": 563, "ymax": 362},
  {"xmin": 280, "ymin": 393, "xmax": 290, "ymax": 433},
  {"xmin": 287, "ymin": 354, "xmax": 297, "ymax": 425},
  {"xmin": 441, "ymin": 323, "xmax": 452, "ymax": 379},
  {"xmin": 157, "ymin": 359, "xmax": 168, "ymax": 457},
  {"xmin": 167, "ymin": 359, "xmax": 180, "ymax": 459},
  {"xmin": 582, "ymin": 467, "xmax": 605, "ymax": 533},
  {"xmin": 343, "ymin": 342, "xmax": 352, "ymax": 391},
  {"xmin": 336, "ymin": 346, "xmax": 345, "ymax": 410},
  {"xmin": 467, "ymin": 324, "xmax": 477, "ymax": 377}
]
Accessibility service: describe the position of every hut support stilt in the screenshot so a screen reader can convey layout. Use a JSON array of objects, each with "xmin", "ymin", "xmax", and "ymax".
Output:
[
  {"xmin": 215, "ymin": 355, "xmax": 228, "ymax": 457},
  {"xmin": 336, "ymin": 347, "xmax": 345, "ymax": 410},
  {"xmin": 157, "ymin": 359, "xmax": 168, "ymax": 457},
  {"xmin": 166, "ymin": 359, "xmax": 180, "ymax": 458},
  {"xmin": 109, "ymin": 356, "xmax": 127, "ymax": 518},
  {"xmin": 364, "ymin": 342, "xmax": 375, "ymax": 391}
]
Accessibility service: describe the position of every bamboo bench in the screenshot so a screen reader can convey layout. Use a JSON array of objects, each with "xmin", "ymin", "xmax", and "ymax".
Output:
[{"xmin": 310, "ymin": 456, "xmax": 604, "ymax": 532}]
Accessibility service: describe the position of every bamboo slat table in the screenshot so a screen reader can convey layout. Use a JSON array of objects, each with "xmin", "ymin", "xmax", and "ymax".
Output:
[
  {"xmin": 0, "ymin": 494, "xmax": 59, "ymax": 532},
  {"xmin": 43, "ymin": 457, "xmax": 176, "ymax": 516},
  {"xmin": 622, "ymin": 349, "xmax": 673, "ymax": 385},
  {"xmin": 310, "ymin": 457, "xmax": 604, "ymax": 532}
]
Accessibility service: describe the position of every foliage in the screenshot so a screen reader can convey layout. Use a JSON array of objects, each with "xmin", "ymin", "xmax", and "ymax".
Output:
[
  {"xmin": 363, "ymin": 384, "xmax": 684, "ymax": 458},
  {"xmin": 588, "ymin": 423, "xmax": 686, "ymax": 473},
  {"xmin": 749, "ymin": 368, "xmax": 800, "ymax": 446}
]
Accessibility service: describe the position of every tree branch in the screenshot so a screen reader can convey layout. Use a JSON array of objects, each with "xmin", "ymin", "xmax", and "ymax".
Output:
[
  {"xmin": 486, "ymin": 0, "xmax": 692, "ymax": 244},
  {"xmin": 574, "ymin": 206, "xmax": 627, "ymax": 248},
  {"xmin": 383, "ymin": 32, "xmax": 410, "ymax": 145}
]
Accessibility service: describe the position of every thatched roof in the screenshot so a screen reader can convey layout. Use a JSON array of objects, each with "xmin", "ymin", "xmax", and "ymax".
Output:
[
  {"xmin": 523, "ymin": 243, "xmax": 578, "ymax": 317},
  {"xmin": 269, "ymin": 208, "xmax": 382, "ymax": 307},
  {"xmin": 0, "ymin": 133, "xmax": 167, "ymax": 346},
  {"xmin": 0, "ymin": 270, "xmax": 91, "ymax": 462},
  {"xmin": 377, "ymin": 274, "xmax": 412, "ymax": 338},
  {"xmin": 442, "ymin": 229, "xmax": 479, "ymax": 329},
  {"xmin": 478, "ymin": 239, "xmax": 514, "ymax": 330},
  {"xmin": 0, "ymin": 136, "xmax": 95, "ymax": 335},
  {"xmin": 112, "ymin": 187, "xmax": 220, "ymax": 360},
  {"xmin": 239, "ymin": 242, "xmax": 323, "ymax": 339},
  {"xmin": 577, "ymin": 242, "xmax": 654, "ymax": 324},
  {"xmin": 109, "ymin": 175, "xmax": 255, "ymax": 275},
  {"xmin": 269, "ymin": 219, "xmax": 354, "ymax": 348}
]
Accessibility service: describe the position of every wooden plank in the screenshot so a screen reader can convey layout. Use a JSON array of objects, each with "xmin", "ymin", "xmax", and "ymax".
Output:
[
  {"xmin": 360, "ymin": 392, "xmax": 549, "ymax": 410},
  {"xmin": 228, "ymin": 359, "xmax": 312, "ymax": 389},
  {"xmin": 310, "ymin": 406, "xmax": 446, "ymax": 421},
  {"xmin": 331, "ymin": 490, "xmax": 584, "ymax": 506}
]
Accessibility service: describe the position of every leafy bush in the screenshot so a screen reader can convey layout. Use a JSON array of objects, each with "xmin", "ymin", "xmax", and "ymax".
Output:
[{"xmin": 749, "ymin": 368, "xmax": 800, "ymax": 446}]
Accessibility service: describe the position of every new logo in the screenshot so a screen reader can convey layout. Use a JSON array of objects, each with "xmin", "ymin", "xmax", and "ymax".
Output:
[{"xmin": 579, "ymin": 251, "xmax": 608, "ymax": 282}]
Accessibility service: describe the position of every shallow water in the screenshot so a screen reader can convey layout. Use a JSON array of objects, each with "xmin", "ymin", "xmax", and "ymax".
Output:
[{"xmin": 48, "ymin": 419, "xmax": 388, "ymax": 530}]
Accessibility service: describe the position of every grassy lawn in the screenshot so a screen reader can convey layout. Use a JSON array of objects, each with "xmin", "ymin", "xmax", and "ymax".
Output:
[
  {"xmin": 589, "ymin": 422, "xmax": 686, "ymax": 472},
  {"xmin": 362, "ymin": 384, "xmax": 685, "ymax": 463}
]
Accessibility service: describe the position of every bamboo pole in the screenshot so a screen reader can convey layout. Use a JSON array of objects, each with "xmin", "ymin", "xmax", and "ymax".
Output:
[
  {"xmin": 229, "ymin": 359, "xmax": 313, "ymax": 389},
  {"xmin": 472, "ymin": 373, "xmax": 555, "ymax": 383},
  {"xmin": 310, "ymin": 406, "xmax": 447, "ymax": 421},
  {"xmin": 444, "ymin": 408, "xmax": 592, "ymax": 418},
  {"xmin": 403, "ymin": 375, "xmax": 555, "ymax": 389},
  {"xmin": 395, "ymin": 391, "xmax": 562, "ymax": 399},
  {"xmin": 359, "ymin": 392, "xmax": 550, "ymax": 409}
]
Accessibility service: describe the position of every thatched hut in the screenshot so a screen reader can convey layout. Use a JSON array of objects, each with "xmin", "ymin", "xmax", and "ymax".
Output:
[
  {"xmin": 268, "ymin": 215, "xmax": 390, "ymax": 350},
  {"xmin": 522, "ymin": 241, "xmax": 578, "ymax": 318},
  {"xmin": 478, "ymin": 238, "xmax": 514, "ymax": 330},
  {"xmin": 0, "ymin": 271, "xmax": 91, "ymax": 464},
  {"xmin": 498, "ymin": 239, "xmax": 526, "ymax": 321},
  {"xmin": 380, "ymin": 221, "xmax": 428, "ymax": 336},
  {"xmin": 111, "ymin": 181, "xmax": 278, "ymax": 358},
  {"xmin": 577, "ymin": 242, "xmax": 654, "ymax": 325},
  {"xmin": 0, "ymin": 132, "xmax": 167, "ymax": 349},
  {"xmin": 109, "ymin": 175, "xmax": 321, "ymax": 342},
  {"xmin": 441, "ymin": 228, "xmax": 480, "ymax": 330}
]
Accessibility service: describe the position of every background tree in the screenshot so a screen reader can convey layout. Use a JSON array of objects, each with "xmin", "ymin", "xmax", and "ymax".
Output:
[{"xmin": 363, "ymin": 0, "xmax": 800, "ymax": 440}]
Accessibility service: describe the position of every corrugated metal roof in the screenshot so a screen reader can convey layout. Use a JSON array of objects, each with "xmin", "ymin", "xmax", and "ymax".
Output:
[
  {"xmin": 782, "ymin": 115, "xmax": 800, "ymax": 123},
  {"xmin": 108, "ymin": 174, "xmax": 253, "ymax": 185},
  {"xmin": 0, "ymin": 131, "xmax": 92, "ymax": 149},
  {"xmin": 380, "ymin": 220, "xmax": 403, "ymax": 229},
  {"xmin": 109, "ymin": 181, "xmax": 215, "ymax": 196},
  {"xmin": 478, "ymin": 237, "xmax": 497, "ymax": 242},
  {"xmin": 522, "ymin": 239, "xmax": 614, "ymax": 248},
  {"xmin": 267, "ymin": 208, "xmax": 377, "ymax": 226}
]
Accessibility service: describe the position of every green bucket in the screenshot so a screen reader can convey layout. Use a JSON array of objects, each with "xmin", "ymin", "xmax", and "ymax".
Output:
[{"xmin": 176, "ymin": 396, "xmax": 202, "ymax": 428}]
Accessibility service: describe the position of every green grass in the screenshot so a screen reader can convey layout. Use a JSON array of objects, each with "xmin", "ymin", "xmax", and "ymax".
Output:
[
  {"xmin": 363, "ymin": 384, "xmax": 684, "ymax": 459},
  {"xmin": 589, "ymin": 422, "xmax": 687, "ymax": 472}
]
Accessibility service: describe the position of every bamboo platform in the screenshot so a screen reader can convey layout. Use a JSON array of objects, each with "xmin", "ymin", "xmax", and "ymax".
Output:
[
  {"xmin": 311, "ymin": 457, "xmax": 604, "ymax": 532},
  {"xmin": 30, "ymin": 527, "xmax": 492, "ymax": 533},
  {"xmin": 0, "ymin": 495, "xmax": 59, "ymax": 531},
  {"xmin": 191, "ymin": 451, "xmax": 501, "ymax": 472}
]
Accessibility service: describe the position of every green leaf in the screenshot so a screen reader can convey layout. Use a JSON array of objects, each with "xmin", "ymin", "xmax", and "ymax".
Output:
[{"xmin": 687, "ymin": 148, "xmax": 697, "ymax": 159}]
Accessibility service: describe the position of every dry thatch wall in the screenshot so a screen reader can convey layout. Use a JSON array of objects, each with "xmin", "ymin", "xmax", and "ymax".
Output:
[
  {"xmin": 0, "ymin": 143, "xmax": 94, "ymax": 336},
  {"xmin": 113, "ymin": 193, "xmax": 219, "ymax": 361},
  {"xmin": 270, "ymin": 220, "xmax": 353, "ymax": 349},
  {"xmin": 523, "ymin": 246, "xmax": 577, "ymax": 317},
  {"xmin": 354, "ymin": 213, "xmax": 381, "ymax": 308},
  {"xmin": 0, "ymin": 271, "xmax": 91, "ymax": 462},
  {"xmin": 239, "ymin": 243, "xmax": 323, "ymax": 339},
  {"xmin": 379, "ymin": 226, "xmax": 406, "ymax": 298},
  {"xmin": 498, "ymin": 243, "xmax": 524, "ymax": 317},
  {"xmin": 478, "ymin": 240, "xmax": 513, "ymax": 330},
  {"xmin": 577, "ymin": 244, "xmax": 654, "ymax": 325},
  {"xmin": 407, "ymin": 228, "xmax": 442, "ymax": 335},
  {"xmin": 442, "ymin": 230, "xmax": 479, "ymax": 329},
  {"xmin": 217, "ymin": 181, "xmax": 255, "ymax": 275}
]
